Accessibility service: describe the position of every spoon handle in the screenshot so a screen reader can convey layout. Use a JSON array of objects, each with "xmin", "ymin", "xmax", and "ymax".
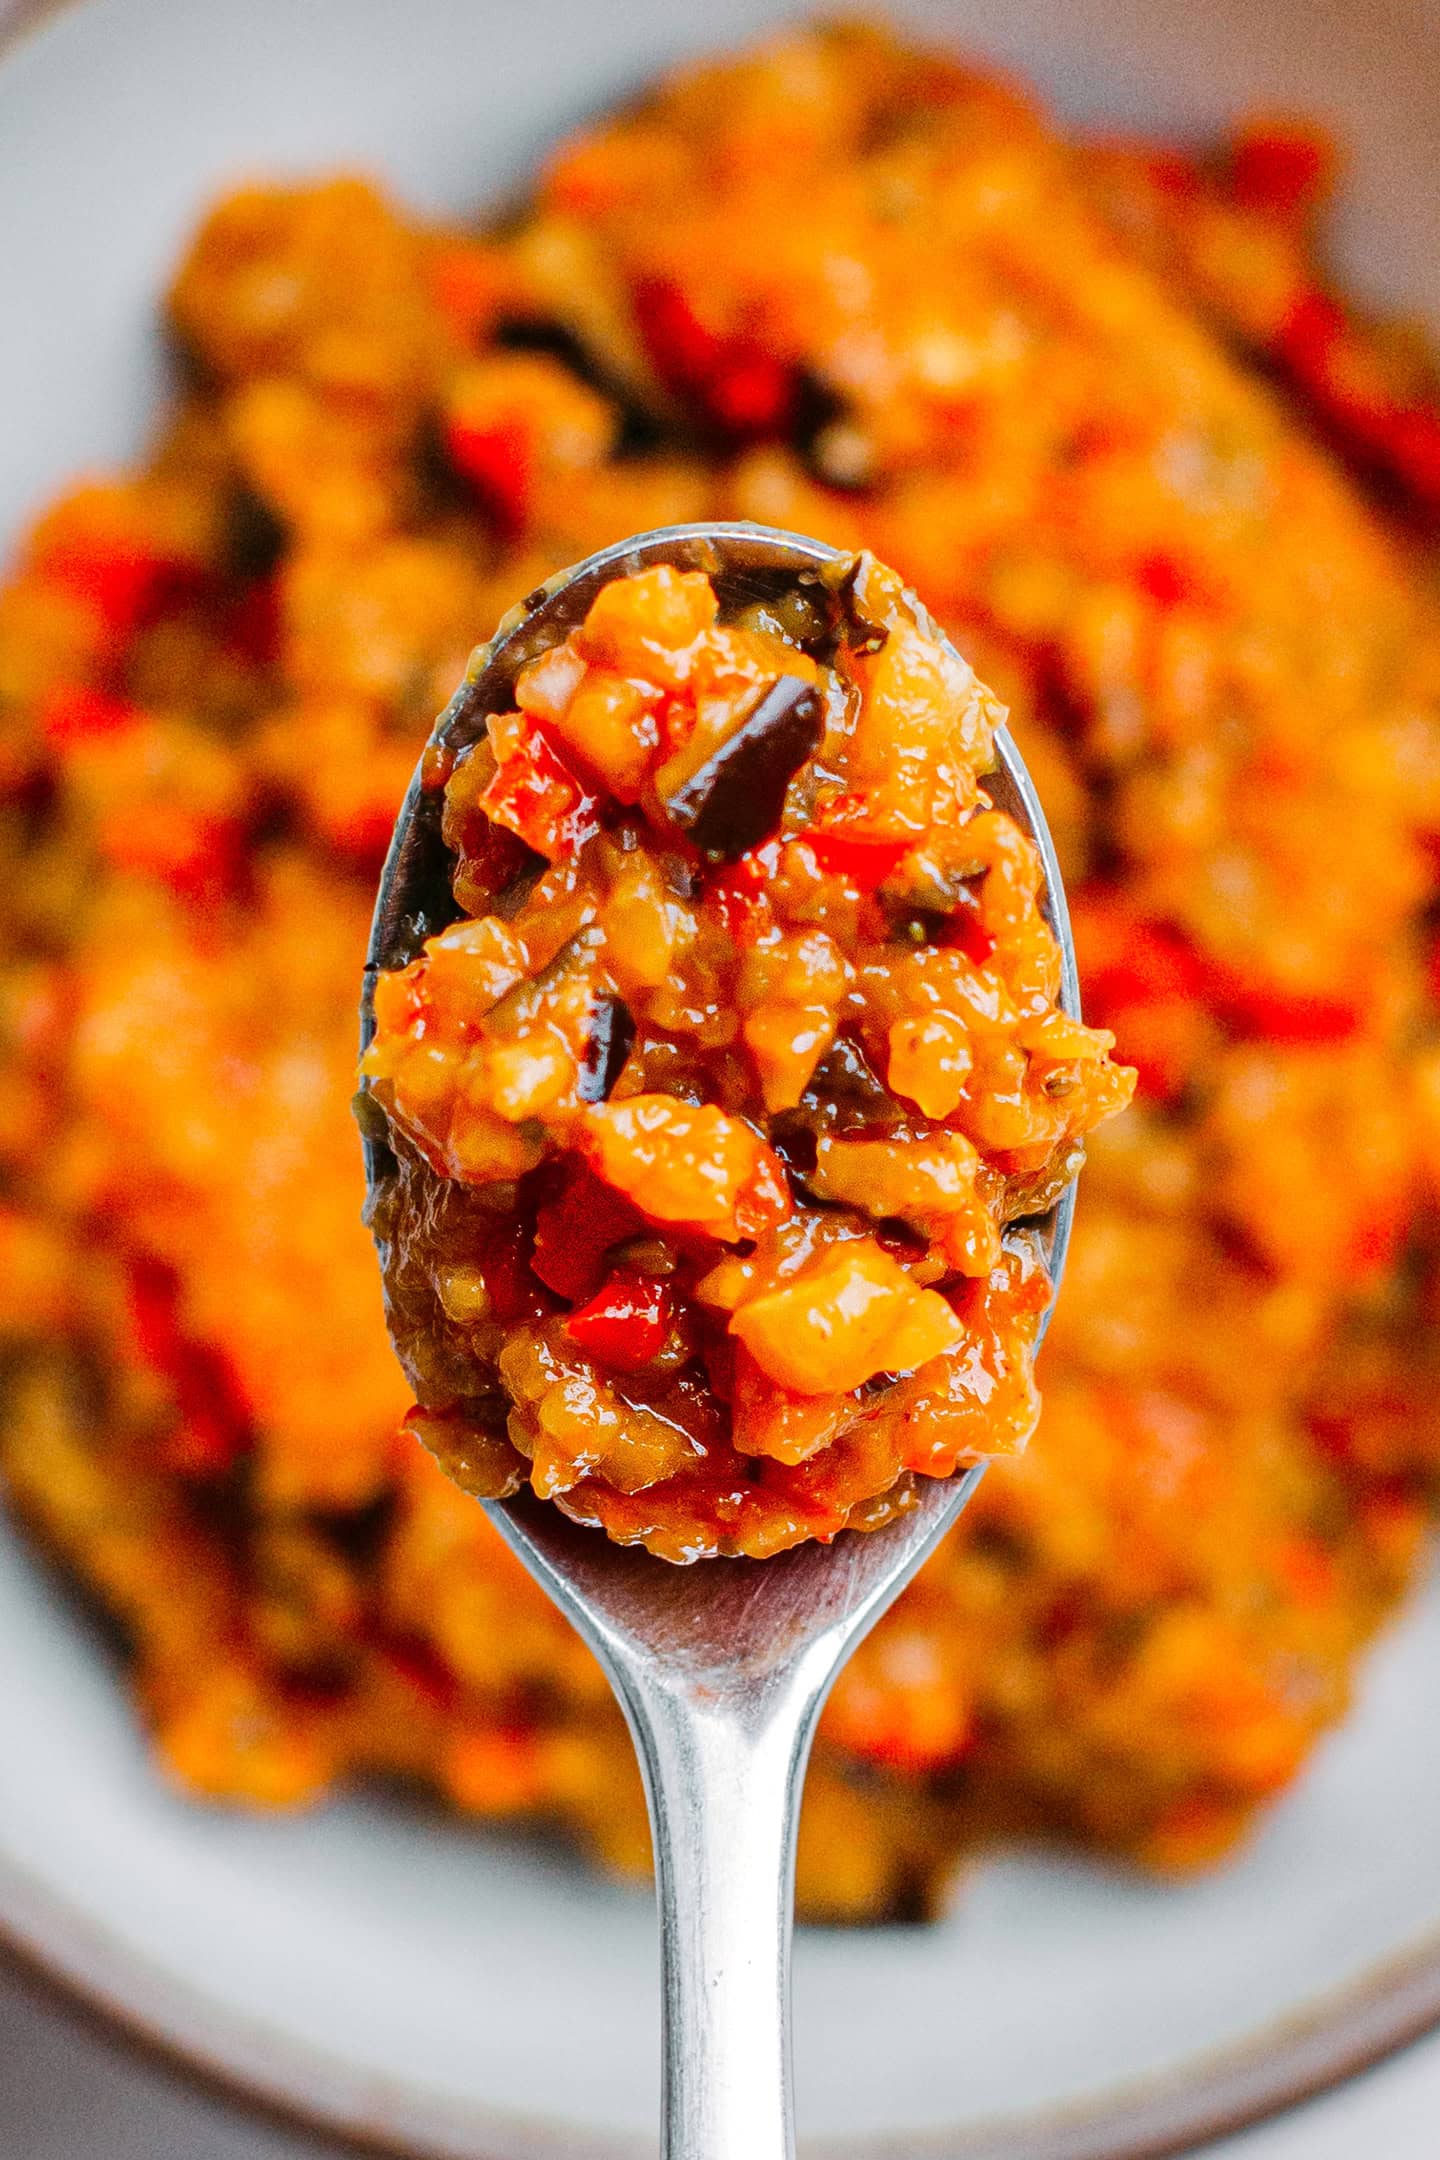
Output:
[{"xmin": 625, "ymin": 1667, "xmax": 828, "ymax": 2159}]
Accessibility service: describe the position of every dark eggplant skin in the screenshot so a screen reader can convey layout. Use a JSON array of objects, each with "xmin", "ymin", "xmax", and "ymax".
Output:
[
  {"xmin": 577, "ymin": 993, "xmax": 637, "ymax": 1102},
  {"xmin": 662, "ymin": 674, "xmax": 824, "ymax": 862},
  {"xmin": 833, "ymin": 553, "xmax": 891, "ymax": 655}
]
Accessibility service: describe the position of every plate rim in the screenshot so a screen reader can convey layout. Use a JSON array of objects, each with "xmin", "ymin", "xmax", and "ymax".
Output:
[{"xmin": 2, "ymin": 1825, "xmax": 1440, "ymax": 2160}]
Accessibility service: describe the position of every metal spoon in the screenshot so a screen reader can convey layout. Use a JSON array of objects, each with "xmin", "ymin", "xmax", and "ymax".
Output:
[{"xmin": 360, "ymin": 522, "xmax": 1080, "ymax": 2160}]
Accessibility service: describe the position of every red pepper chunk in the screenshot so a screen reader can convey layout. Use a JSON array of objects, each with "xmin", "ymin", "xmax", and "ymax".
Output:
[
  {"xmin": 565, "ymin": 1275, "xmax": 672, "ymax": 1373},
  {"xmin": 532, "ymin": 1164, "xmax": 646, "ymax": 1302},
  {"xmin": 1216, "ymin": 982, "xmax": 1362, "ymax": 1045},
  {"xmin": 633, "ymin": 276, "xmax": 795, "ymax": 438},
  {"xmin": 223, "ymin": 577, "xmax": 282, "ymax": 669},
  {"xmin": 1184, "ymin": 938, "xmax": 1364, "ymax": 1044},
  {"xmin": 706, "ymin": 838, "xmax": 779, "ymax": 938},
  {"xmin": 806, "ymin": 793, "xmax": 915, "ymax": 892},
  {"xmin": 478, "ymin": 721, "xmax": 601, "ymax": 861},
  {"xmin": 807, "ymin": 828, "xmax": 911, "ymax": 890},
  {"xmin": 1135, "ymin": 550, "xmax": 1198, "ymax": 611},
  {"xmin": 938, "ymin": 909, "xmax": 996, "ymax": 967},
  {"xmin": 39, "ymin": 682, "xmax": 144, "ymax": 749},
  {"xmin": 36, "ymin": 533, "xmax": 189, "ymax": 641},
  {"xmin": 1228, "ymin": 122, "xmax": 1333, "ymax": 223},
  {"xmin": 708, "ymin": 871, "xmax": 769, "ymax": 941},
  {"xmin": 1278, "ymin": 287, "xmax": 1440, "ymax": 513},
  {"xmin": 98, "ymin": 804, "xmax": 245, "ymax": 901},
  {"xmin": 444, "ymin": 415, "xmax": 532, "ymax": 529},
  {"xmin": 125, "ymin": 1257, "xmax": 252, "ymax": 1477}
]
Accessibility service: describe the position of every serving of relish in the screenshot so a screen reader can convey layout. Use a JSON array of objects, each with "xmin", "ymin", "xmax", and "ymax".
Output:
[{"xmin": 363, "ymin": 552, "xmax": 1133, "ymax": 1559}]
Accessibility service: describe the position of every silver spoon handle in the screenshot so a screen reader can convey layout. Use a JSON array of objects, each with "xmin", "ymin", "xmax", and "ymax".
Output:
[{"xmin": 626, "ymin": 1671, "xmax": 826, "ymax": 2159}]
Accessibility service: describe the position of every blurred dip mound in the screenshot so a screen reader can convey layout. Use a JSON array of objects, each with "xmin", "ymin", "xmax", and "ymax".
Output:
[{"xmin": 2, "ymin": 21, "xmax": 1439, "ymax": 1917}]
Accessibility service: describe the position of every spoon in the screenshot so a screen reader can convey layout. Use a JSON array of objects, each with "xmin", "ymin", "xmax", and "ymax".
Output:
[{"xmin": 360, "ymin": 522, "xmax": 1079, "ymax": 2160}]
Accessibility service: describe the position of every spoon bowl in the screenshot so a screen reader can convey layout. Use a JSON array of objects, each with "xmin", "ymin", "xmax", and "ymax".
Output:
[{"xmin": 360, "ymin": 522, "xmax": 1080, "ymax": 2160}]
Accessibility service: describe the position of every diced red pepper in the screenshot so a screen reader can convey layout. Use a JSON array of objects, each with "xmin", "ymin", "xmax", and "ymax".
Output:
[
  {"xmin": 38, "ymin": 682, "xmax": 144, "ymax": 750},
  {"xmin": 1208, "ymin": 979, "xmax": 1362, "ymax": 1045},
  {"xmin": 634, "ymin": 276, "xmax": 795, "ymax": 439},
  {"xmin": 1135, "ymin": 550, "xmax": 1198, "ymax": 610},
  {"xmin": 805, "ymin": 797, "xmax": 916, "ymax": 892},
  {"xmin": 1078, "ymin": 904, "xmax": 1211, "ymax": 1013},
  {"xmin": 126, "ymin": 1257, "xmax": 252, "ymax": 1477},
  {"xmin": 1278, "ymin": 287, "xmax": 1348, "ymax": 375},
  {"xmin": 1078, "ymin": 897, "xmax": 1363, "ymax": 1057},
  {"xmin": 807, "ymin": 828, "xmax": 912, "ymax": 890},
  {"xmin": 1112, "ymin": 143, "xmax": 1206, "ymax": 203},
  {"xmin": 475, "ymin": 1209, "xmax": 552, "ymax": 1328},
  {"xmin": 1277, "ymin": 287, "xmax": 1440, "ymax": 513},
  {"xmin": 937, "ymin": 907, "xmax": 996, "ymax": 967},
  {"xmin": 1228, "ymin": 122, "xmax": 1333, "ymax": 223},
  {"xmin": 635, "ymin": 278, "xmax": 716, "ymax": 382},
  {"xmin": 36, "ymin": 535, "xmax": 190, "ymax": 641},
  {"xmin": 531, "ymin": 1164, "xmax": 646, "ymax": 1301},
  {"xmin": 705, "ymin": 837, "xmax": 780, "ymax": 938},
  {"xmin": 97, "ymin": 805, "xmax": 245, "ymax": 902},
  {"xmin": 1372, "ymin": 405, "xmax": 1440, "ymax": 507},
  {"xmin": 565, "ymin": 1274, "xmax": 673, "ymax": 1373},
  {"xmin": 708, "ymin": 872, "xmax": 769, "ymax": 941},
  {"xmin": 478, "ymin": 721, "xmax": 602, "ymax": 861},
  {"xmin": 222, "ymin": 576, "xmax": 282, "ymax": 669},
  {"xmin": 711, "ymin": 353, "xmax": 796, "ymax": 437},
  {"xmin": 1071, "ymin": 901, "xmax": 1210, "ymax": 1100},
  {"xmin": 734, "ymin": 839, "xmax": 781, "ymax": 887},
  {"xmin": 374, "ymin": 1625, "xmax": 461, "ymax": 1714},
  {"xmin": 1341, "ymin": 1195, "xmax": 1406, "ymax": 1286},
  {"xmin": 444, "ymin": 414, "xmax": 533, "ymax": 530}
]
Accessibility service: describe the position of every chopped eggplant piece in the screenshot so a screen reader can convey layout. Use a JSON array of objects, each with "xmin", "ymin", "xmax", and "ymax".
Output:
[
  {"xmin": 484, "ymin": 925, "xmax": 604, "ymax": 1041},
  {"xmin": 1000, "ymin": 1142, "xmax": 1086, "ymax": 1224},
  {"xmin": 833, "ymin": 552, "xmax": 890, "ymax": 654},
  {"xmin": 662, "ymin": 674, "xmax": 823, "ymax": 861},
  {"xmin": 795, "ymin": 1033, "xmax": 908, "ymax": 1135},
  {"xmin": 885, "ymin": 851, "xmax": 988, "ymax": 913},
  {"xmin": 493, "ymin": 853, "xmax": 547, "ymax": 920},
  {"xmin": 884, "ymin": 851, "xmax": 993, "ymax": 957},
  {"xmin": 768, "ymin": 1117, "xmax": 819, "ymax": 1179},
  {"xmin": 578, "ymin": 992, "xmax": 636, "ymax": 1102},
  {"xmin": 225, "ymin": 481, "xmax": 286, "ymax": 581},
  {"xmin": 731, "ymin": 585, "xmax": 835, "ymax": 653}
]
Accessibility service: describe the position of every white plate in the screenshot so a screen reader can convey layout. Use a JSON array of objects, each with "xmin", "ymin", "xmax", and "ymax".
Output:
[{"xmin": 1, "ymin": 1, "xmax": 1438, "ymax": 2154}]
